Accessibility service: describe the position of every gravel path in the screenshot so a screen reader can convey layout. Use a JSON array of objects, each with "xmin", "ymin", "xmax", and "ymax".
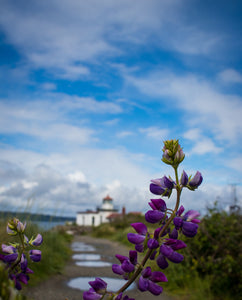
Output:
[{"xmin": 23, "ymin": 235, "xmax": 176, "ymax": 300}]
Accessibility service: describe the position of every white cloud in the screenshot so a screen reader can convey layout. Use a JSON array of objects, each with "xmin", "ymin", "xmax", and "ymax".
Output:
[
  {"xmin": 0, "ymin": 0, "xmax": 225, "ymax": 80},
  {"xmin": 184, "ymin": 129, "xmax": 222, "ymax": 155},
  {"xmin": 218, "ymin": 69, "xmax": 242, "ymax": 84},
  {"xmin": 117, "ymin": 131, "xmax": 134, "ymax": 138},
  {"xmin": 139, "ymin": 127, "xmax": 169, "ymax": 140},
  {"xmin": 68, "ymin": 171, "xmax": 86, "ymax": 183},
  {"xmin": 0, "ymin": 94, "xmax": 123, "ymax": 145},
  {"xmin": 125, "ymin": 71, "xmax": 242, "ymax": 143}
]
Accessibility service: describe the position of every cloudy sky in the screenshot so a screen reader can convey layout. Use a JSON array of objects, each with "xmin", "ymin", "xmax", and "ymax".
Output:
[{"xmin": 0, "ymin": 0, "xmax": 241, "ymax": 217}]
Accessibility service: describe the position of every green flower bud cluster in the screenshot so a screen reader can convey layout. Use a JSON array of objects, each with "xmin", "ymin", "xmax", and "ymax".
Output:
[{"xmin": 162, "ymin": 139, "xmax": 185, "ymax": 168}]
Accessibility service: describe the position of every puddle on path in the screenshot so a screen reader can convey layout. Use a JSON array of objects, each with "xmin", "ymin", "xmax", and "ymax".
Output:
[
  {"xmin": 71, "ymin": 242, "xmax": 96, "ymax": 252},
  {"xmin": 75, "ymin": 261, "xmax": 112, "ymax": 267},
  {"xmin": 72, "ymin": 253, "xmax": 101, "ymax": 261},
  {"xmin": 67, "ymin": 276, "xmax": 136, "ymax": 291}
]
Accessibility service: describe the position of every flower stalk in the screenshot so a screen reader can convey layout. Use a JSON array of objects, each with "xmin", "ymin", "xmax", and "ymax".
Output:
[{"xmin": 83, "ymin": 139, "xmax": 203, "ymax": 300}]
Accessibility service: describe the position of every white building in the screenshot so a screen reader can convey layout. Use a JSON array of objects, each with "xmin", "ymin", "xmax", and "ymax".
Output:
[{"xmin": 76, "ymin": 195, "xmax": 119, "ymax": 227}]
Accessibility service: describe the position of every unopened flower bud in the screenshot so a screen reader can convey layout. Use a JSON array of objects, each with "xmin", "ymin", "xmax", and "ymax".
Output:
[
  {"xmin": 16, "ymin": 221, "xmax": 26, "ymax": 233},
  {"xmin": 187, "ymin": 171, "xmax": 203, "ymax": 190},
  {"xmin": 162, "ymin": 139, "xmax": 185, "ymax": 167}
]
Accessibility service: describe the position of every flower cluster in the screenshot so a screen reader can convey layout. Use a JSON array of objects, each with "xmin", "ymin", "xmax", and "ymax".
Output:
[
  {"xmin": 0, "ymin": 218, "xmax": 43, "ymax": 290},
  {"xmin": 84, "ymin": 139, "xmax": 203, "ymax": 299}
]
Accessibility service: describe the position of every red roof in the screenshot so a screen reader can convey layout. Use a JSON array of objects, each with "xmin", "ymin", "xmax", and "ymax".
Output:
[{"xmin": 103, "ymin": 194, "xmax": 113, "ymax": 201}]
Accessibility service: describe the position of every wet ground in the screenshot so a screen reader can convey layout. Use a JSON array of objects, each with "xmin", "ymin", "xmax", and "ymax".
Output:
[{"xmin": 23, "ymin": 235, "xmax": 176, "ymax": 300}]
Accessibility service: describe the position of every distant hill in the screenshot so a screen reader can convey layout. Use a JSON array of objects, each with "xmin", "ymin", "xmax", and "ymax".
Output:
[{"xmin": 0, "ymin": 211, "xmax": 75, "ymax": 222}]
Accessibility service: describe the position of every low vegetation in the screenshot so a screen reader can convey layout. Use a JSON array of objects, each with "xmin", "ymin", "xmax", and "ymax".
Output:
[{"xmin": 92, "ymin": 207, "xmax": 242, "ymax": 300}]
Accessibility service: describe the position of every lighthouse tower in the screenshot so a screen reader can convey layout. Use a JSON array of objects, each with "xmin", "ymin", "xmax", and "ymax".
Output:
[{"xmin": 101, "ymin": 195, "xmax": 114, "ymax": 211}]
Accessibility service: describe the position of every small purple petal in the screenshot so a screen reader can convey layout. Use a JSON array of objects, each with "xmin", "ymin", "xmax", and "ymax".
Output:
[
  {"xmin": 2, "ymin": 244, "xmax": 16, "ymax": 254},
  {"xmin": 112, "ymin": 264, "xmax": 125, "ymax": 275},
  {"xmin": 151, "ymin": 271, "xmax": 168, "ymax": 282},
  {"xmin": 148, "ymin": 281, "xmax": 163, "ymax": 295},
  {"xmin": 89, "ymin": 278, "xmax": 107, "ymax": 293},
  {"xmin": 127, "ymin": 233, "xmax": 145, "ymax": 245},
  {"xmin": 83, "ymin": 290, "xmax": 102, "ymax": 300},
  {"xmin": 142, "ymin": 266, "xmax": 152, "ymax": 278},
  {"xmin": 165, "ymin": 239, "xmax": 187, "ymax": 250},
  {"xmin": 189, "ymin": 171, "xmax": 203, "ymax": 188},
  {"xmin": 184, "ymin": 210, "xmax": 200, "ymax": 221},
  {"xmin": 135, "ymin": 244, "xmax": 144, "ymax": 252},
  {"xmin": 32, "ymin": 234, "xmax": 43, "ymax": 246},
  {"xmin": 177, "ymin": 205, "xmax": 185, "ymax": 216},
  {"xmin": 147, "ymin": 238, "xmax": 159, "ymax": 249},
  {"xmin": 129, "ymin": 250, "xmax": 137, "ymax": 265},
  {"xmin": 4, "ymin": 253, "xmax": 18, "ymax": 263},
  {"xmin": 131, "ymin": 223, "xmax": 147, "ymax": 235},
  {"xmin": 182, "ymin": 221, "xmax": 198, "ymax": 237},
  {"xmin": 160, "ymin": 244, "xmax": 173, "ymax": 257},
  {"xmin": 138, "ymin": 276, "xmax": 149, "ymax": 292},
  {"xmin": 180, "ymin": 170, "xmax": 188, "ymax": 186},
  {"xmin": 156, "ymin": 255, "xmax": 169, "ymax": 269},
  {"xmin": 122, "ymin": 260, "xmax": 134, "ymax": 273},
  {"xmin": 115, "ymin": 254, "xmax": 128, "ymax": 263},
  {"xmin": 150, "ymin": 183, "xmax": 166, "ymax": 195},
  {"xmin": 169, "ymin": 228, "xmax": 178, "ymax": 239},
  {"xmin": 18, "ymin": 273, "xmax": 29, "ymax": 284},
  {"xmin": 173, "ymin": 217, "xmax": 183, "ymax": 228},
  {"xmin": 29, "ymin": 250, "xmax": 41, "ymax": 262},
  {"xmin": 162, "ymin": 176, "xmax": 174, "ymax": 190},
  {"xmin": 168, "ymin": 252, "xmax": 184, "ymax": 263},
  {"xmin": 149, "ymin": 202, "xmax": 157, "ymax": 210},
  {"xmin": 150, "ymin": 199, "xmax": 167, "ymax": 211},
  {"xmin": 145, "ymin": 210, "xmax": 165, "ymax": 224}
]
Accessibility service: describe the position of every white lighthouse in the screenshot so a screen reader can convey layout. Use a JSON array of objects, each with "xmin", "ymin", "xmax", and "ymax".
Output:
[{"xmin": 76, "ymin": 195, "xmax": 118, "ymax": 227}]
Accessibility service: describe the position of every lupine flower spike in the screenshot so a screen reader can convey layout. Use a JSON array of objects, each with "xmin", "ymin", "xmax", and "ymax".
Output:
[
  {"xmin": 0, "ymin": 217, "xmax": 43, "ymax": 290},
  {"xmin": 82, "ymin": 139, "xmax": 202, "ymax": 299}
]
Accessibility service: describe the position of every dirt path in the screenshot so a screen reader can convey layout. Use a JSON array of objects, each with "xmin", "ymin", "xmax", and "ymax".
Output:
[{"xmin": 23, "ymin": 235, "xmax": 176, "ymax": 300}]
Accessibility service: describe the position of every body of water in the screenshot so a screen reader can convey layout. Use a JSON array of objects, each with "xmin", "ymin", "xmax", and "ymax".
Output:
[{"xmin": 34, "ymin": 221, "xmax": 66, "ymax": 230}]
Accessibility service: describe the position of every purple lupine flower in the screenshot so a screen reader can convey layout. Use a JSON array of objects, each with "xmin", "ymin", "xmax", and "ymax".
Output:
[
  {"xmin": 180, "ymin": 170, "xmax": 188, "ymax": 186},
  {"xmin": 156, "ymin": 239, "xmax": 186, "ymax": 269},
  {"xmin": 29, "ymin": 249, "xmax": 41, "ymax": 262},
  {"xmin": 147, "ymin": 238, "xmax": 159, "ymax": 249},
  {"xmin": 173, "ymin": 208, "xmax": 200, "ymax": 237},
  {"xmin": 148, "ymin": 198, "xmax": 167, "ymax": 211},
  {"xmin": 138, "ymin": 266, "xmax": 168, "ymax": 295},
  {"xmin": 187, "ymin": 171, "xmax": 203, "ymax": 190},
  {"xmin": 20, "ymin": 254, "xmax": 34, "ymax": 274},
  {"xmin": 16, "ymin": 220, "xmax": 26, "ymax": 233},
  {"xmin": 112, "ymin": 250, "xmax": 137, "ymax": 277},
  {"xmin": 83, "ymin": 288, "xmax": 103, "ymax": 300},
  {"xmin": 127, "ymin": 223, "xmax": 148, "ymax": 252},
  {"xmin": 30, "ymin": 233, "xmax": 43, "ymax": 246},
  {"xmin": 83, "ymin": 278, "xmax": 107, "ymax": 300},
  {"xmin": 169, "ymin": 227, "xmax": 178, "ymax": 239},
  {"xmin": 150, "ymin": 176, "xmax": 174, "ymax": 197},
  {"xmin": 2, "ymin": 244, "xmax": 18, "ymax": 263},
  {"xmin": 145, "ymin": 198, "xmax": 167, "ymax": 224}
]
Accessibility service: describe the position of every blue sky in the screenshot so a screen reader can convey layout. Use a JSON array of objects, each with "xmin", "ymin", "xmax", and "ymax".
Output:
[{"xmin": 0, "ymin": 0, "xmax": 241, "ymax": 217}]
